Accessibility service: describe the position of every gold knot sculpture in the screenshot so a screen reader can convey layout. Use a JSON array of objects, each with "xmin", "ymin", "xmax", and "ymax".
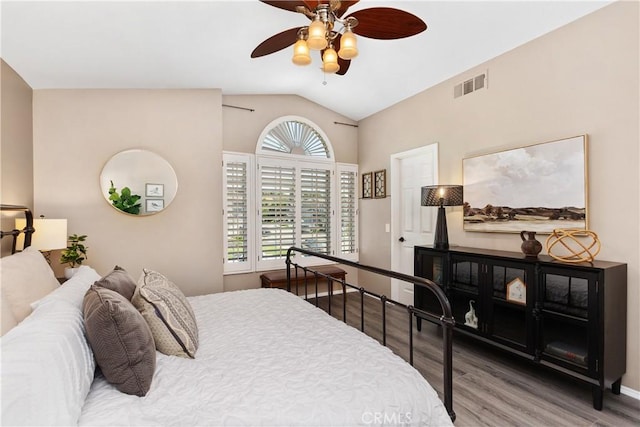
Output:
[{"xmin": 545, "ymin": 229, "xmax": 601, "ymax": 263}]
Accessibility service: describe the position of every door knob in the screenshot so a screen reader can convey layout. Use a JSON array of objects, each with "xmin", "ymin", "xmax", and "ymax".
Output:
[{"xmin": 399, "ymin": 237, "xmax": 405, "ymax": 242}]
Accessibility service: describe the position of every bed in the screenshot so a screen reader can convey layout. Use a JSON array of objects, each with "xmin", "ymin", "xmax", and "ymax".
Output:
[{"xmin": 1, "ymin": 205, "xmax": 455, "ymax": 426}]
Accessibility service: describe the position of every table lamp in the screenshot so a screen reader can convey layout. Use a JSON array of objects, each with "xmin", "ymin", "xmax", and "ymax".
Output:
[
  {"xmin": 16, "ymin": 216, "xmax": 68, "ymax": 264},
  {"xmin": 421, "ymin": 185, "xmax": 464, "ymax": 249}
]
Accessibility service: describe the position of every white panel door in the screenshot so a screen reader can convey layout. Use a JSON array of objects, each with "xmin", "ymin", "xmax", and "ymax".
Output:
[{"xmin": 390, "ymin": 144, "xmax": 438, "ymax": 305}]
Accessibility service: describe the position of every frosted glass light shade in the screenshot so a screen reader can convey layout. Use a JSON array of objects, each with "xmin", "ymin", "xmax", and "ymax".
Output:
[
  {"xmin": 307, "ymin": 19, "xmax": 328, "ymax": 50},
  {"xmin": 292, "ymin": 39, "xmax": 311, "ymax": 65},
  {"xmin": 338, "ymin": 29, "xmax": 358, "ymax": 59},
  {"xmin": 322, "ymin": 47, "xmax": 339, "ymax": 73},
  {"xmin": 15, "ymin": 218, "xmax": 68, "ymax": 251}
]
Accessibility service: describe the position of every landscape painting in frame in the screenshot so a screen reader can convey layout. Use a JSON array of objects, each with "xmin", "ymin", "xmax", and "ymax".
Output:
[{"xmin": 463, "ymin": 135, "xmax": 587, "ymax": 233}]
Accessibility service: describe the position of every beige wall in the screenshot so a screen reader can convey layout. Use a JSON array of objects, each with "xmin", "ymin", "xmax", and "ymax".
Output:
[
  {"xmin": 222, "ymin": 94, "xmax": 357, "ymax": 163},
  {"xmin": 32, "ymin": 90, "xmax": 223, "ymax": 296},
  {"xmin": 221, "ymin": 94, "xmax": 359, "ymax": 291},
  {"xmin": 358, "ymin": 2, "xmax": 639, "ymax": 390},
  {"xmin": 30, "ymin": 91, "xmax": 359, "ymax": 294},
  {"xmin": 0, "ymin": 60, "xmax": 34, "ymax": 255}
]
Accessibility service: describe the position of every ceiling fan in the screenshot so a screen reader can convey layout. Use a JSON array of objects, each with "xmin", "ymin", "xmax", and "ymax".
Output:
[{"xmin": 251, "ymin": 0, "xmax": 427, "ymax": 75}]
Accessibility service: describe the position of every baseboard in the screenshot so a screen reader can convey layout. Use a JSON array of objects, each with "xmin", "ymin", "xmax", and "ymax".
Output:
[{"xmin": 620, "ymin": 385, "xmax": 640, "ymax": 400}]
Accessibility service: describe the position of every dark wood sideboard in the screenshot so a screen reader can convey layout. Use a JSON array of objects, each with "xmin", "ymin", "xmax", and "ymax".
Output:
[{"xmin": 414, "ymin": 245, "xmax": 627, "ymax": 410}]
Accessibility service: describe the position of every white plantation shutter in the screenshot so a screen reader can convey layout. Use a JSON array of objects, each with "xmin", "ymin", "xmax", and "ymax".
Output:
[
  {"xmin": 259, "ymin": 163, "xmax": 297, "ymax": 266},
  {"xmin": 222, "ymin": 153, "xmax": 254, "ymax": 274},
  {"xmin": 337, "ymin": 164, "xmax": 358, "ymax": 260},
  {"xmin": 300, "ymin": 168, "xmax": 332, "ymax": 255},
  {"xmin": 223, "ymin": 118, "xmax": 358, "ymax": 274}
]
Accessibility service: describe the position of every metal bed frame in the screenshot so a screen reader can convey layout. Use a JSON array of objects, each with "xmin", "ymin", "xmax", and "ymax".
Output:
[
  {"xmin": 0, "ymin": 204, "xmax": 34, "ymax": 253},
  {"xmin": 1, "ymin": 206, "xmax": 456, "ymax": 420},
  {"xmin": 286, "ymin": 246, "xmax": 456, "ymax": 422}
]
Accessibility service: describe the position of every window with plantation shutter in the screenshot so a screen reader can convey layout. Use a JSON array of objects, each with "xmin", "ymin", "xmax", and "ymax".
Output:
[
  {"xmin": 223, "ymin": 117, "xmax": 358, "ymax": 274},
  {"xmin": 259, "ymin": 163, "xmax": 297, "ymax": 263},
  {"xmin": 222, "ymin": 153, "xmax": 254, "ymax": 274},
  {"xmin": 300, "ymin": 168, "xmax": 331, "ymax": 255},
  {"xmin": 337, "ymin": 164, "xmax": 358, "ymax": 260}
]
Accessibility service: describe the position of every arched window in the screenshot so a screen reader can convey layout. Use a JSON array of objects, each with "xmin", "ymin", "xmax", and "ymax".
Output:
[
  {"xmin": 261, "ymin": 119, "xmax": 331, "ymax": 158},
  {"xmin": 222, "ymin": 116, "xmax": 358, "ymax": 274}
]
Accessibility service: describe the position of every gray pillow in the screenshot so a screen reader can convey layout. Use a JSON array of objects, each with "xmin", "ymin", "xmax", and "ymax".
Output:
[
  {"xmin": 132, "ymin": 269, "xmax": 199, "ymax": 358},
  {"xmin": 83, "ymin": 285, "xmax": 156, "ymax": 396},
  {"xmin": 94, "ymin": 266, "xmax": 137, "ymax": 301}
]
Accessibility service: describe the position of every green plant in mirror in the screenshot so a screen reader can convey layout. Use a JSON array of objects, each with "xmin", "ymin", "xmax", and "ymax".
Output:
[
  {"xmin": 109, "ymin": 180, "xmax": 142, "ymax": 215},
  {"xmin": 60, "ymin": 234, "xmax": 88, "ymax": 268}
]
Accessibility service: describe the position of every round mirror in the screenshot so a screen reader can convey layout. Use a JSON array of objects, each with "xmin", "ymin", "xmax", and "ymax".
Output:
[{"xmin": 100, "ymin": 149, "xmax": 178, "ymax": 216}]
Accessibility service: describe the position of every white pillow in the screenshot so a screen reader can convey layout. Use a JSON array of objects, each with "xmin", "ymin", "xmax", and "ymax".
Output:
[
  {"xmin": 0, "ymin": 246, "xmax": 60, "ymax": 322},
  {"xmin": 1, "ymin": 288, "xmax": 18, "ymax": 336},
  {"xmin": 31, "ymin": 266, "xmax": 101, "ymax": 310},
  {"xmin": 1, "ymin": 299, "xmax": 96, "ymax": 426}
]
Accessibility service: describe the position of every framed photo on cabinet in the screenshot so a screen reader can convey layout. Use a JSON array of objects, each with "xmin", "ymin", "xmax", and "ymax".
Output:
[{"xmin": 506, "ymin": 278, "xmax": 527, "ymax": 305}]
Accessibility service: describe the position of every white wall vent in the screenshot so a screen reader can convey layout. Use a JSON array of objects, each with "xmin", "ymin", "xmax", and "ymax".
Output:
[{"xmin": 454, "ymin": 70, "xmax": 488, "ymax": 98}]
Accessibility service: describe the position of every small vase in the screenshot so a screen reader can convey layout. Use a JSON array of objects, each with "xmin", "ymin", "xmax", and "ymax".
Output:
[
  {"xmin": 64, "ymin": 267, "xmax": 79, "ymax": 279},
  {"xmin": 520, "ymin": 231, "xmax": 542, "ymax": 257}
]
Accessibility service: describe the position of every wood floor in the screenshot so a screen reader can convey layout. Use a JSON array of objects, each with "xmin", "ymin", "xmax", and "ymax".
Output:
[{"xmin": 308, "ymin": 292, "xmax": 639, "ymax": 426}]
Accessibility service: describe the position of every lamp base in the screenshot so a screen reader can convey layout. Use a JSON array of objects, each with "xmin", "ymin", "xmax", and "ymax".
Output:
[{"xmin": 434, "ymin": 206, "xmax": 449, "ymax": 250}]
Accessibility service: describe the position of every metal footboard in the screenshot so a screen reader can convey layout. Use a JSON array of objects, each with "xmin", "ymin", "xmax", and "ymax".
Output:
[{"xmin": 285, "ymin": 247, "xmax": 456, "ymax": 422}]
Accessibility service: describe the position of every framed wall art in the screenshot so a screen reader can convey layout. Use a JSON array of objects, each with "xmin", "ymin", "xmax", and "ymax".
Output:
[
  {"xmin": 463, "ymin": 135, "xmax": 587, "ymax": 233},
  {"xmin": 374, "ymin": 169, "xmax": 386, "ymax": 199},
  {"xmin": 362, "ymin": 172, "xmax": 372, "ymax": 198},
  {"xmin": 145, "ymin": 183, "xmax": 164, "ymax": 198},
  {"xmin": 146, "ymin": 199, "xmax": 164, "ymax": 213}
]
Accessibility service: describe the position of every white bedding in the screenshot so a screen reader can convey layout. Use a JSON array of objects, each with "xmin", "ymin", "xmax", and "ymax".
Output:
[{"xmin": 80, "ymin": 288, "xmax": 452, "ymax": 426}]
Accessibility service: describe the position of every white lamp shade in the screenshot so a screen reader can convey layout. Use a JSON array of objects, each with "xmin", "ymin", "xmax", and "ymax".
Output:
[
  {"xmin": 307, "ymin": 19, "xmax": 328, "ymax": 50},
  {"xmin": 292, "ymin": 39, "xmax": 311, "ymax": 65},
  {"xmin": 338, "ymin": 29, "xmax": 358, "ymax": 59},
  {"xmin": 15, "ymin": 218, "xmax": 68, "ymax": 251},
  {"xmin": 322, "ymin": 47, "xmax": 339, "ymax": 73}
]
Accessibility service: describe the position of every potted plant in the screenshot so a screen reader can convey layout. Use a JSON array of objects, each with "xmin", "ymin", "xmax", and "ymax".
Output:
[
  {"xmin": 60, "ymin": 234, "xmax": 88, "ymax": 279},
  {"xmin": 108, "ymin": 180, "xmax": 142, "ymax": 215}
]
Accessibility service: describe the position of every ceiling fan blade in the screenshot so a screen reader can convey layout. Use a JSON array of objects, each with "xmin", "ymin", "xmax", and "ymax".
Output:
[
  {"xmin": 303, "ymin": 1, "xmax": 321, "ymax": 10},
  {"xmin": 333, "ymin": 1, "xmax": 360, "ymax": 18},
  {"xmin": 336, "ymin": 56, "xmax": 351, "ymax": 75},
  {"xmin": 348, "ymin": 7, "xmax": 427, "ymax": 40},
  {"xmin": 259, "ymin": 1, "xmax": 307, "ymax": 13},
  {"xmin": 251, "ymin": 27, "xmax": 303, "ymax": 58}
]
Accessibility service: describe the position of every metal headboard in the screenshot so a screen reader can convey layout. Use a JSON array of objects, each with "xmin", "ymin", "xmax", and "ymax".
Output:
[{"xmin": 0, "ymin": 204, "xmax": 34, "ymax": 254}]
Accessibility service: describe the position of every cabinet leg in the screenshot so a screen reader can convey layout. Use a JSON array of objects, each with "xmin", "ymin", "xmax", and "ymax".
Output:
[
  {"xmin": 612, "ymin": 378, "xmax": 622, "ymax": 395},
  {"xmin": 592, "ymin": 385, "xmax": 603, "ymax": 411},
  {"xmin": 416, "ymin": 317, "xmax": 422, "ymax": 332}
]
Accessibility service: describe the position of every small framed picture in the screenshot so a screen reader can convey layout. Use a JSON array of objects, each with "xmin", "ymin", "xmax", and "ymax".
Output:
[
  {"xmin": 374, "ymin": 169, "xmax": 386, "ymax": 199},
  {"xmin": 145, "ymin": 183, "xmax": 164, "ymax": 198},
  {"xmin": 362, "ymin": 172, "xmax": 372, "ymax": 199},
  {"xmin": 506, "ymin": 278, "xmax": 527, "ymax": 305},
  {"xmin": 146, "ymin": 199, "xmax": 164, "ymax": 213}
]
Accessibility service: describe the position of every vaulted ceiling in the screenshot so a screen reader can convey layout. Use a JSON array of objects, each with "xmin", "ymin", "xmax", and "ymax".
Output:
[{"xmin": 0, "ymin": 1, "xmax": 611, "ymax": 121}]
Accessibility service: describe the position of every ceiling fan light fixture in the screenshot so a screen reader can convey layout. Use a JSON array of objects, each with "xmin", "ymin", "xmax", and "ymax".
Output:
[
  {"xmin": 254, "ymin": 2, "xmax": 428, "ymax": 76},
  {"xmin": 307, "ymin": 18, "xmax": 328, "ymax": 50},
  {"xmin": 338, "ymin": 28, "xmax": 358, "ymax": 60},
  {"xmin": 292, "ymin": 39, "xmax": 311, "ymax": 65},
  {"xmin": 322, "ymin": 46, "xmax": 339, "ymax": 74}
]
